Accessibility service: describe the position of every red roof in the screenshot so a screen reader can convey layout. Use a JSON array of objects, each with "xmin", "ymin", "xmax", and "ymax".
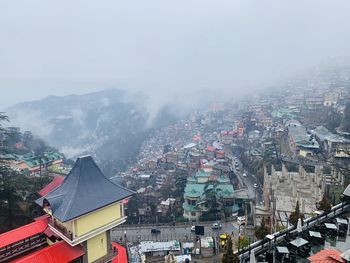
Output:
[
  {"xmin": 216, "ymin": 150, "xmax": 225, "ymax": 155},
  {"xmin": 112, "ymin": 242, "xmax": 128, "ymax": 263},
  {"xmin": 38, "ymin": 175, "xmax": 64, "ymax": 196},
  {"xmin": 34, "ymin": 214, "xmax": 50, "ymax": 221},
  {"xmin": 206, "ymin": 146, "xmax": 216, "ymax": 152},
  {"xmin": 11, "ymin": 241, "xmax": 84, "ymax": 263},
  {"xmin": 308, "ymin": 248, "xmax": 345, "ymax": 263},
  {"xmin": 0, "ymin": 217, "xmax": 48, "ymax": 248}
]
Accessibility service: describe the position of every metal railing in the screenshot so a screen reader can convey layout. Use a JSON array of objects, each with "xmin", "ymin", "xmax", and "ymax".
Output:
[
  {"xmin": 238, "ymin": 201, "xmax": 350, "ymax": 261},
  {"xmin": 92, "ymin": 250, "xmax": 117, "ymax": 263}
]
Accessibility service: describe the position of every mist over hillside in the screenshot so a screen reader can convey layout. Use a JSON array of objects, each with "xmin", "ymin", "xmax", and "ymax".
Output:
[{"xmin": 5, "ymin": 89, "xmax": 181, "ymax": 176}]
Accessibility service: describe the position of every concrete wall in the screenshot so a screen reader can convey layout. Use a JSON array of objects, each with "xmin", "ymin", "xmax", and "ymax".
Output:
[
  {"xmin": 75, "ymin": 202, "xmax": 122, "ymax": 237},
  {"xmin": 87, "ymin": 232, "xmax": 107, "ymax": 263}
]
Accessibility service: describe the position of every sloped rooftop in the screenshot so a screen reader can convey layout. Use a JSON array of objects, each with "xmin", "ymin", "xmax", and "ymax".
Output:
[{"xmin": 36, "ymin": 155, "xmax": 134, "ymax": 222}]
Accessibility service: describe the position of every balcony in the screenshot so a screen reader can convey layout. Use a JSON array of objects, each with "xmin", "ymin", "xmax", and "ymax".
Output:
[
  {"xmin": 48, "ymin": 216, "xmax": 127, "ymax": 246},
  {"xmin": 92, "ymin": 249, "xmax": 117, "ymax": 263},
  {"xmin": 48, "ymin": 218, "xmax": 73, "ymax": 240}
]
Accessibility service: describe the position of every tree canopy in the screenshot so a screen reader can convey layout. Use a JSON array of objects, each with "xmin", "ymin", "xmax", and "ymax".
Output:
[
  {"xmin": 222, "ymin": 236, "xmax": 239, "ymax": 263},
  {"xmin": 289, "ymin": 201, "xmax": 303, "ymax": 226},
  {"xmin": 0, "ymin": 113, "xmax": 52, "ymax": 232},
  {"xmin": 255, "ymin": 218, "xmax": 270, "ymax": 240}
]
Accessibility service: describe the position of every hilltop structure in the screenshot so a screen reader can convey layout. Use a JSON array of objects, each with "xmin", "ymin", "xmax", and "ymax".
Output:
[{"xmin": 0, "ymin": 155, "xmax": 134, "ymax": 263}]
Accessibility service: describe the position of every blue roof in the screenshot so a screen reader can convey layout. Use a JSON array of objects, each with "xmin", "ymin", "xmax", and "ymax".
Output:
[{"xmin": 36, "ymin": 156, "xmax": 135, "ymax": 222}]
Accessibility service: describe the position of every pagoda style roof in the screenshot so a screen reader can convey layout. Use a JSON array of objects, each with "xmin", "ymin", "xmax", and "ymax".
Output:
[{"xmin": 36, "ymin": 156, "xmax": 134, "ymax": 222}]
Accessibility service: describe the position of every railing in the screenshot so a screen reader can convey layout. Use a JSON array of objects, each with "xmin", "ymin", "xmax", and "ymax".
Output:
[
  {"xmin": 0, "ymin": 234, "xmax": 47, "ymax": 262},
  {"xmin": 238, "ymin": 201, "xmax": 350, "ymax": 261},
  {"xmin": 92, "ymin": 250, "xmax": 117, "ymax": 263},
  {"xmin": 48, "ymin": 218, "xmax": 73, "ymax": 240}
]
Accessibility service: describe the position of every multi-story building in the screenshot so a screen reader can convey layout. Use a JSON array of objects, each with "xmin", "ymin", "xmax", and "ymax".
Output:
[
  {"xmin": 182, "ymin": 170, "xmax": 236, "ymax": 221},
  {"xmin": 287, "ymin": 121, "xmax": 319, "ymax": 157},
  {"xmin": 313, "ymin": 126, "xmax": 350, "ymax": 158},
  {"xmin": 0, "ymin": 155, "xmax": 134, "ymax": 263}
]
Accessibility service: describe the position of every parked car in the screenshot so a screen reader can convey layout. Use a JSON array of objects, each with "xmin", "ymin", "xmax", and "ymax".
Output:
[
  {"xmin": 191, "ymin": 226, "xmax": 196, "ymax": 232},
  {"xmin": 243, "ymin": 173, "xmax": 247, "ymax": 177},
  {"xmin": 237, "ymin": 216, "xmax": 246, "ymax": 225},
  {"xmin": 254, "ymin": 183, "xmax": 258, "ymax": 188},
  {"xmin": 212, "ymin": 222, "xmax": 222, "ymax": 229},
  {"xmin": 151, "ymin": 228, "xmax": 161, "ymax": 234}
]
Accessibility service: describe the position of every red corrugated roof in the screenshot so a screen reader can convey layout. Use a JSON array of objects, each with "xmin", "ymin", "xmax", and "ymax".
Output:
[
  {"xmin": 308, "ymin": 248, "xmax": 345, "ymax": 263},
  {"xmin": 112, "ymin": 242, "xmax": 128, "ymax": 263},
  {"xmin": 34, "ymin": 214, "xmax": 50, "ymax": 221},
  {"xmin": 38, "ymin": 175, "xmax": 64, "ymax": 196},
  {"xmin": 0, "ymin": 217, "xmax": 48, "ymax": 248},
  {"xmin": 10, "ymin": 241, "xmax": 84, "ymax": 263}
]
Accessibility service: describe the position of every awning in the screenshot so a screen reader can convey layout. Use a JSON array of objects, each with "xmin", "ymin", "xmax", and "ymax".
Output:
[
  {"xmin": 309, "ymin": 231, "xmax": 322, "ymax": 238},
  {"xmin": 11, "ymin": 241, "xmax": 84, "ymax": 263},
  {"xmin": 336, "ymin": 218, "xmax": 348, "ymax": 225},
  {"xmin": 324, "ymin": 223, "xmax": 337, "ymax": 230},
  {"xmin": 289, "ymin": 237, "xmax": 308, "ymax": 248},
  {"xmin": 276, "ymin": 246, "xmax": 289, "ymax": 254}
]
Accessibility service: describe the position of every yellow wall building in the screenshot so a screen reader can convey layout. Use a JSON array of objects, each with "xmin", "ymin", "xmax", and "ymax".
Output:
[{"xmin": 37, "ymin": 156, "xmax": 134, "ymax": 262}]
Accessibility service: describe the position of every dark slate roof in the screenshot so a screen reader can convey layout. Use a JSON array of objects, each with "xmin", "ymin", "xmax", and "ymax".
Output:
[{"xmin": 36, "ymin": 156, "xmax": 135, "ymax": 222}]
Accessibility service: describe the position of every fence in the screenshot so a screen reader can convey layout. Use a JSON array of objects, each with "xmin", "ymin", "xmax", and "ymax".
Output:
[
  {"xmin": 238, "ymin": 201, "xmax": 350, "ymax": 261},
  {"xmin": 112, "ymin": 232, "xmax": 194, "ymax": 243}
]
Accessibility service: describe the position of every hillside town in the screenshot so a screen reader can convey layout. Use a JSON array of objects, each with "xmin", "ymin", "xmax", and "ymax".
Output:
[
  {"xmin": 1, "ymin": 68, "xmax": 350, "ymax": 262},
  {"xmin": 110, "ymin": 67, "xmax": 350, "ymax": 262}
]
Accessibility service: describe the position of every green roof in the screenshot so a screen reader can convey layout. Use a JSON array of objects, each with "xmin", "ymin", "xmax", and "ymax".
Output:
[
  {"xmin": 184, "ymin": 183, "xmax": 234, "ymax": 198},
  {"xmin": 196, "ymin": 170, "xmax": 210, "ymax": 177},
  {"xmin": 184, "ymin": 184, "xmax": 205, "ymax": 198}
]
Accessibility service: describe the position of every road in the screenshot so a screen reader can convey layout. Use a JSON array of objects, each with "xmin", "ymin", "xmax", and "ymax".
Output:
[
  {"xmin": 226, "ymin": 153, "xmax": 263, "ymax": 205},
  {"xmin": 111, "ymin": 221, "xmax": 244, "ymax": 243}
]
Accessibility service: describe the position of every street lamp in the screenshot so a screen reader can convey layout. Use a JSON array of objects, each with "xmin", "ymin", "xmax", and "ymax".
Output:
[
  {"xmin": 238, "ymin": 224, "xmax": 241, "ymax": 252},
  {"xmin": 124, "ymin": 231, "xmax": 127, "ymax": 245}
]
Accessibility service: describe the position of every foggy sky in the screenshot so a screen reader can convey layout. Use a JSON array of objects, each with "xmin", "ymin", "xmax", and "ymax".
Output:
[{"xmin": 1, "ymin": 0, "xmax": 350, "ymax": 110}]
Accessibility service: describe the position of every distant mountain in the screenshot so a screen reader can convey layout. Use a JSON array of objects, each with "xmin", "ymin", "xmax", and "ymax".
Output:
[{"xmin": 6, "ymin": 89, "xmax": 179, "ymax": 176}]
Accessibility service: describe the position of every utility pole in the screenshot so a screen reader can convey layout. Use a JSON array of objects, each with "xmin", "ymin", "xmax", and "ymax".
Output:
[{"xmin": 244, "ymin": 202, "xmax": 248, "ymax": 236}]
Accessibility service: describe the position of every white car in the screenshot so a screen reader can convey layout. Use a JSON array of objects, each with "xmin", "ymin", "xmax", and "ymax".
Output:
[
  {"xmin": 253, "ymin": 183, "xmax": 258, "ymax": 188},
  {"xmin": 243, "ymin": 173, "xmax": 247, "ymax": 177},
  {"xmin": 237, "ymin": 216, "xmax": 246, "ymax": 225},
  {"xmin": 191, "ymin": 226, "xmax": 196, "ymax": 232},
  {"xmin": 212, "ymin": 222, "xmax": 222, "ymax": 229}
]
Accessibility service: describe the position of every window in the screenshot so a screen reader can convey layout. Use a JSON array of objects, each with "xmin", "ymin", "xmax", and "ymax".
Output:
[
  {"xmin": 120, "ymin": 204, "xmax": 123, "ymax": 217},
  {"xmin": 191, "ymin": 212, "xmax": 196, "ymax": 217}
]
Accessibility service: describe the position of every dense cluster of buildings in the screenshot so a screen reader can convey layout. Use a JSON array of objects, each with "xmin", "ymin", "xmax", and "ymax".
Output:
[{"xmin": 1, "ymin": 151, "xmax": 65, "ymax": 176}]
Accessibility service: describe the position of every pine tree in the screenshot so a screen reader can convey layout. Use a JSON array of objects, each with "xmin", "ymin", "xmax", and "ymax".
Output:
[
  {"xmin": 289, "ymin": 201, "xmax": 303, "ymax": 226},
  {"xmin": 255, "ymin": 218, "xmax": 270, "ymax": 240},
  {"xmin": 318, "ymin": 194, "xmax": 332, "ymax": 212},
  {"xmin": 222, "ymin": 236, "xmax": 239, "ymax": 263}
]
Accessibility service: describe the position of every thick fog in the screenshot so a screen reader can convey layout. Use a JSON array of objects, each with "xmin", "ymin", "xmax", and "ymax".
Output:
[{"xmin": 1, "ymin": 0, "xmax": 350, "ymax": 110}]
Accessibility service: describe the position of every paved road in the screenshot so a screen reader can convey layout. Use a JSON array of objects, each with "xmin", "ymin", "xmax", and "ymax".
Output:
[
  {"xmin": 111, "ymin": 221, "xmax": 243, "ymax": 243},
  {"xmin": 226, "ymin": 153, "xmax": 263, "ymax": 204}
]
